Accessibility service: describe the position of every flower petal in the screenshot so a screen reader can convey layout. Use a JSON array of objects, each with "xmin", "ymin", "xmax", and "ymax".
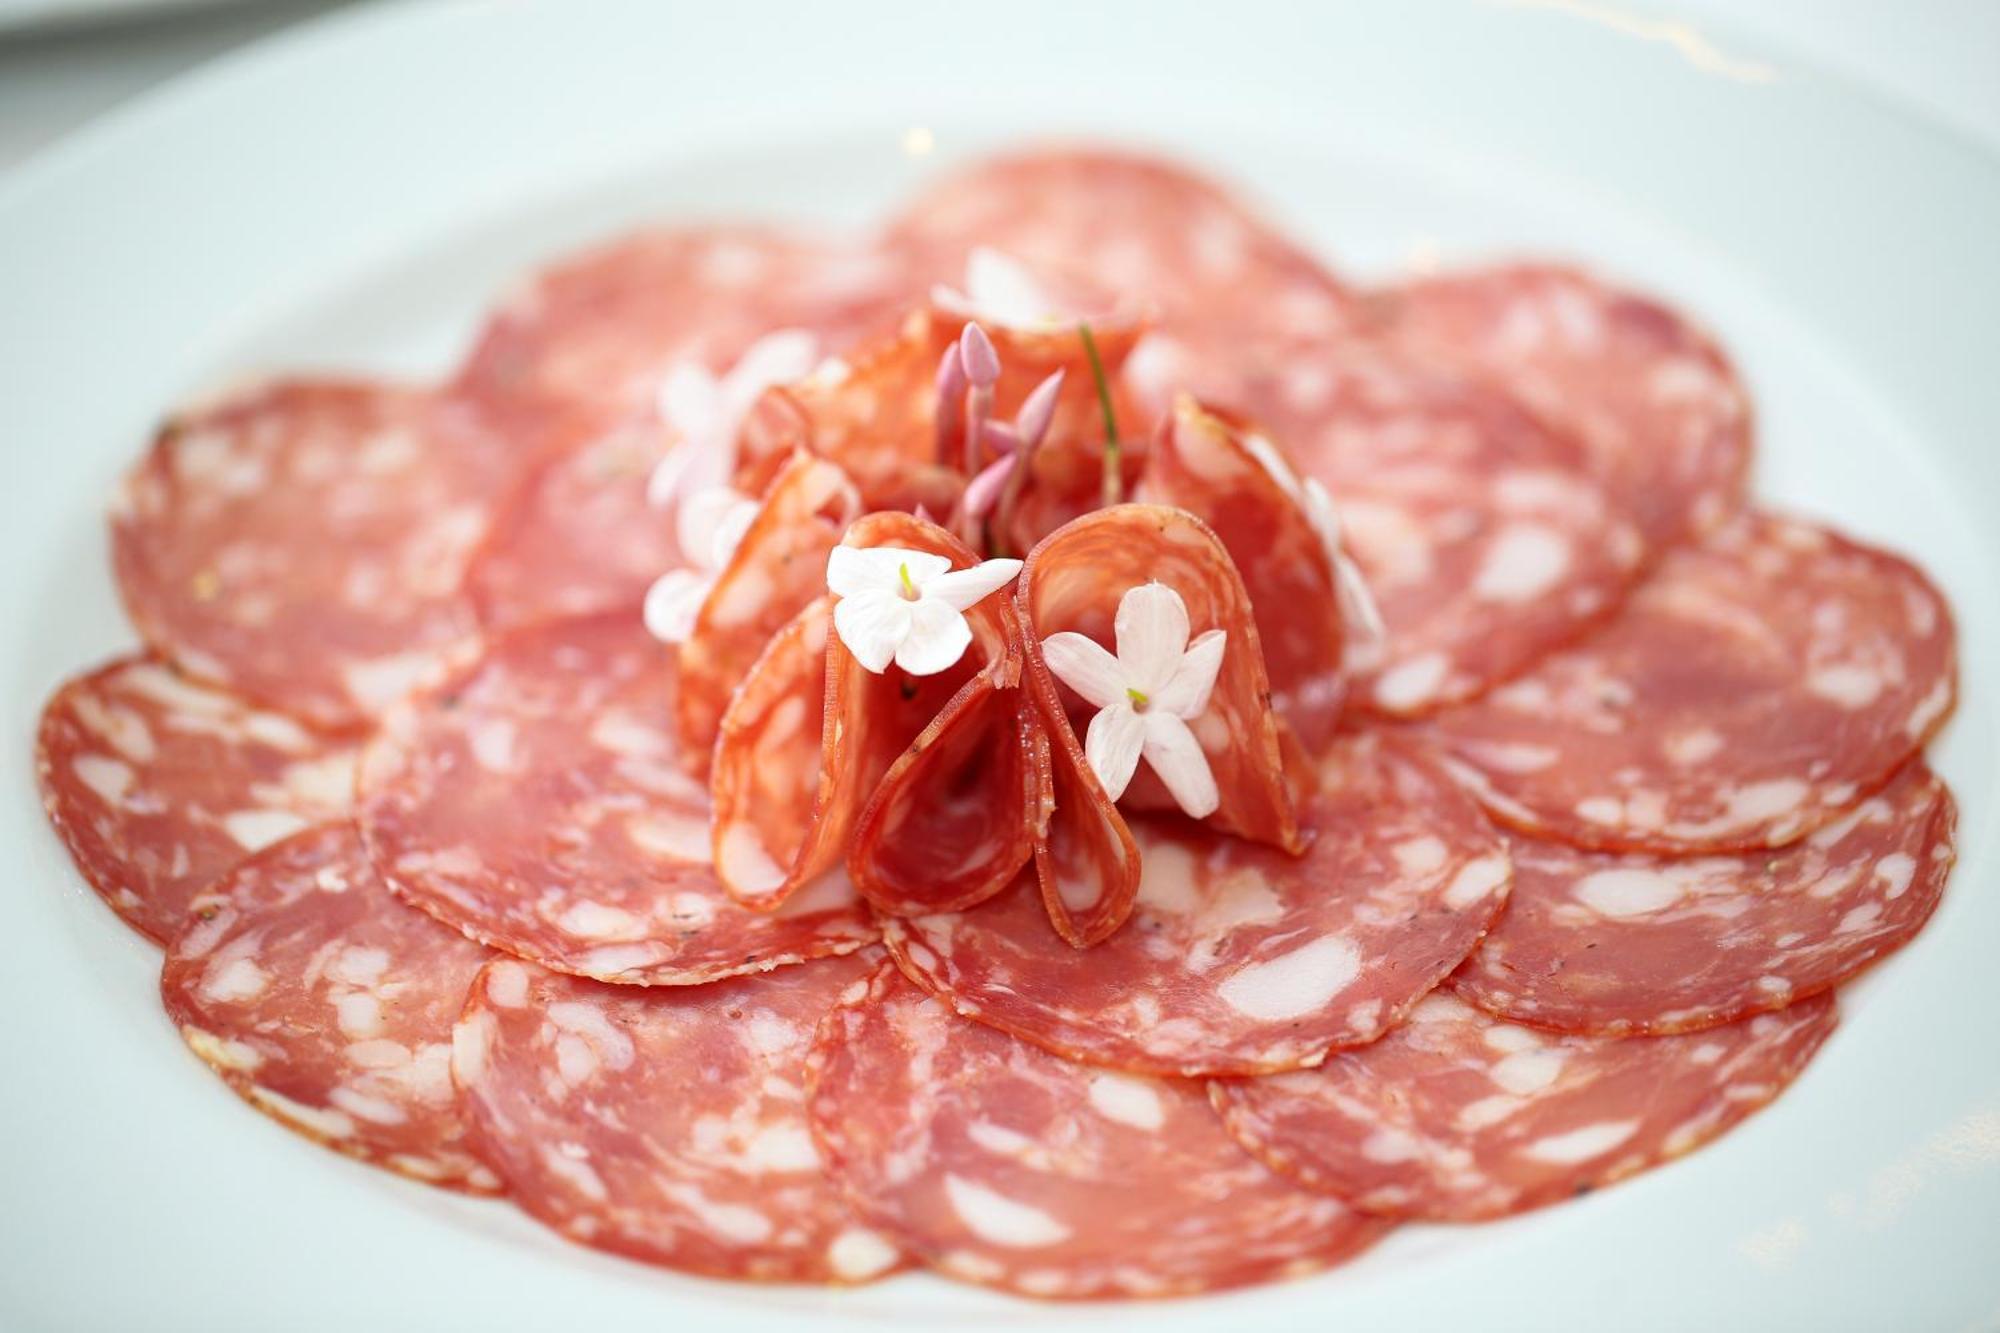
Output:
[
  {"xmin": 1140, "ymin": 711, "xmax": 1219, "ymax": 818},
  {"xmin": 1084, "ymin": 703, "xmax": 1146, "ymax": 803},
  {"xmin": 656, "ymin": 361, "xmax": 722, "ymax": 439},
  {"xmin": 923, "ymin": 557, "xmax": 1022, "ymax": 612},
  {"xmin": 1334, "ymin": 552, "xmax": 1389, "ymax": 670},
  {"xmin": 1154, "ymin": 628, "xmax": 1225, "ymax": 719},
  {"xmin": 675, "ymin": 485, "xmax": 754, "ymax": 567},
  {"xmin": 832, "ymin": 590, "xmax": 910, "ymax": 674},
  {"xmin": 1015, "ymin": 369, "xmax": 1066, "ymax": 450},
  {"xmin": 960, "ymin": 454, "xmax": 1018, "ymax": 520},
  {"xmin": 642, "ymin": 569, "xmax": 715, "ymax": 645},
  {"xmin": 1300, "ymin": 476, "xmax": 1345, "ymax": 562},
  {"xmin": 827, "ymin": 545, "xmax": 950, "ymax": 599},
  {"xmin": 965, "ymin": 246, "xmax": 1061, "ymax": 327},
  {"xmin": 721, "ymin": 328, "xmax": 820, "ymax": 411},
  {"xmin": 1039, "ymin": 632, "xmax": 1128, "ymax": 710},
  {"xmin": 894, "ymin": 596, "xmax": 973, "ymax": 677},
  {"xmin": 958, "ymin": 321, "xmax": 1001, "ymax": 389},
  {"xmin": 1114, "ymin": 581, "xmax": 1191, "ymax": 696}
]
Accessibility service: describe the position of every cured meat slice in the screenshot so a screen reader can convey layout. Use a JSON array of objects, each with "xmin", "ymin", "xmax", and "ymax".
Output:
[
  {"xmin": 1425, "ymin": 511, "xmax": 1957, "ymax": 853},
  {"xmin": 806, "ymin": 962, "xmax": 1385, "ymax": 1298},
  {"xmin": 358, "ymin": 612, "xmax": 876, "ymax": 983},
  {"xmin": 36, "ymin": 656, "xmax": 356, "ymax": 944},
  {"xmin": 884, "ymin": 148, "xmax": 1356, "ymax": 388},
  {"xmin": 1281, "ymin": 353, "xmax": 1645, "ymax": 717},
  {"xmin": 710, "ymin": 514, "xmax": 1025, "ymax": 910},
  {"xmin": 1139, "ymin": 397, "xmax": 1348, "ymax": 748},
  {"xmin": 457, "ymin": 226, "xmax": 910, "ymax": 427},
  {"xmin": 1210, "ymin": 990, "xmax": 1836, "ymax": 1221},
  {"xmin": 452, "ymin": 951, "xmax": 904, "ymax": 1283},
  {"xmin": 1021, "ymin": 504, "xmax": 1301, "ymax": 853},
  {"xmin": 160, "ymin": 823, "xmax": 499, "ymax": 1192},
  {"xmin": 1455, "ymin": 760, "xmax": 1954, "ymax": 1036},
  {"xmin": 111, "ymin": 380, "xmax": 517, "ymax": 730},
  {"xmin": 1370, "ymin": 263, "xmax": 1752, "ymax": 545},
  {"xmin": 885, "ymin": 733, "xmax": 1512, "ymax": 1075},
  {"xmin": 675, "ymin": 453, "xmax": 859, "ymax": 766}
]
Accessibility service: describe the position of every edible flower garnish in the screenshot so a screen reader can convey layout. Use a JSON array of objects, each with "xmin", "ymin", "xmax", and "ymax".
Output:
[
  {"xmin": 646, "ymin": 328, "xmax": 822, "ymax": 506},
  {"xmin": 826, "ymin": 545, "xmax": 1022, "ymax": 676},
  {"xmin": 1239, "ymin": 429, "xmax": 1387, "ymax": 670},
  {"xmin": 1078, "ymin": 321, "xmax": 1122, "ymax": 506},
  {"xmin": 1040, "ymin": 581, "xmax": 1224, "ymax": 817},
  {"xmin": 643, "ymin": 486, "xmax": 760, "ymax": 644},
  {"xmin": 936, "ymin": 322, "xmax": 1065, "ymax": 555},
  {"xmin": 932, "ymin": 246, "xmax": 1069, "ymax": 330}
]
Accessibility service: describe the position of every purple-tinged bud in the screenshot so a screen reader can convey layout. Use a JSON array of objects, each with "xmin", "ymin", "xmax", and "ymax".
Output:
[
  {"xmin": 934, "ymin": 342, "xmax": 966, "ymax": 404},
  {"xmin": 958, "ymin": 321, "xmax": 1001, "ymax": 389},
  {"xmin": 981, "ymin": 421, "xmax": 1021, "ymax": 456},
  {"xmin": 1015, "ymin": 368, "xmax": 1066, "ymax": 451},
  {"xmin": 960, "ymin": 454, "xmax": 1017, "ymax": 520}
]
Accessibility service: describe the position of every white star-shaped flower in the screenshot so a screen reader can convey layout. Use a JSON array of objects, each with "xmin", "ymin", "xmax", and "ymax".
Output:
[
  {"xmin": 1039, "ymin": 581, "xmax": 1226, "ymax": 818},
  {"xmin": 826, "ymin": 545, "xmax": 1022, "ymax": 676},
  {"xmin": 645, "ymin": 328, "xmax": 823, "ymax": 506},
  {"xmin": 932, "ymin": 247, "xmax": 1070, "ymax": 331},
  {"xmin": 643, "ymin": 486, "xmax": 761, "ymax": 644}
]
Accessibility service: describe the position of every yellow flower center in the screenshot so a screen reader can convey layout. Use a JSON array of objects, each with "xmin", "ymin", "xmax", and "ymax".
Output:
[
  {"xmin": 1126, "ymin": 686, "xmax": 1150, "ymax": 711},
  {"xmin": 898, "ymin": 562, "xmax": 920, "ymax": 601}
]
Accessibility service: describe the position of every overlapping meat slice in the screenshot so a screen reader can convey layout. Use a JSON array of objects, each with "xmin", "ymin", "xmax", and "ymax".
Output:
[
  {"xmin": 806, "ymin": 962, "xmax": 1385, "ymax": 1298},
  {"xmin": 1210, "ymin": 990, "xmax": 1836, "ymax": 1221},
  {"xmin": 161, "ymin": 823, "xmax": 499, "ymax": 1191},
  {"xmin": 1455, "ymin": 760, "xmax": 1954, "ymax": 1035},
  {"xmin": 111, "ymin": 380, "xmax": 518, "ymax": 730},
  {"xmin": 885, "ymin": 733, "xmax": 1511, "ymax": 1076},
  {"xmin": 1424, "ymin": 511, "xmax": 1957, "ymax": 852},
  {"xmin": 36, "ymin": 655, "xmax": 356, "ymax": 944},
  {"xmin": 357, "ymin": 612, "xmax": 875, "ymax": 983},
  {"xmin": 1369, "ymin": 262, "xmax": 1752, "ymax": 545},
  {"xmin": 452, "ymin": 950, "xmax": 904, "ymax": 1283}
]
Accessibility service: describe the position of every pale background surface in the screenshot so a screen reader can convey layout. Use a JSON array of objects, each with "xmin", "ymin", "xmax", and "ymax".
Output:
[{"xmin": 1, "ymin": 0, "xmax": 1998, "ymax": 173}]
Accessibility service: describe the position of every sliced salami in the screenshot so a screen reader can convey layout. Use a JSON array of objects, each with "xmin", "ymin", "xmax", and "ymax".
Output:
[
  {"xmin": 1210, "ymin": 990, "xmax": 1836, "ymax": 1221},
  {"xmin": 806, "ymin": 962, "xmax": 1385, "ymax": 1298},
  {"xmin": 36, "ymin": 656, "xmax": 357, "ymax": 944},
  {"xmin": 111, "ymin": 380, "xmax": 517, "ymax": 730},
  {"xmin": 452, "ymin": 951, "xmax": 904, "ymax": 1283},
  {"xmin": 1455, "ymin": 761, "xmax": 1954, "ymax": 1036},
  {"xmin": 1425, "ymin": 511, "xmax": 1957, "ymax": 852},
  {"xmin": 1370, "ymin": 263, "xmax": 1752, "ymax": 545},
  {"xmin": 885, "ymin": 733, "xmax": 1512, "ymax": 1076},
  {"xmin": 160, "ymin": 823, "xmax": 499, "ymax": 1192},
  {"xmin": 357, "ymin": 613, "xmax": 877, "ymax": 983}
]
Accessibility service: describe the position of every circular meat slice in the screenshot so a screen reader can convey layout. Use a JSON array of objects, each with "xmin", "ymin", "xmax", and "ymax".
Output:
[
  {"xmin": 807, "ymin": 962, "xmax": 1385, "ymax": 1299},
  {"xmin": 36, "ymin": 656, "xmax": 357, "ymax": 944},
  {"xmin": 1455, "ymin": 761, "xmax": 1954, "ymax": 1036},
  {"xmin": 1210, "ymin": 990, "xmax": 1836, "ymax": 1221},
  {"xmin": 161, "ymin": 823, "xmax": 499, "ymax": 1192},
  {"xmin": 1268, "ymin": 351, "xmax": 1644, "ymax": 717},
  {"xmin": 111, "ymin": 380, "xmax": 517, "ymax": 730},
  {"xmin": 1424, "ymin": 511, "xmax": 1958, "ymax": 853},
  {"xmin": 452, "ymin": 952, "xmax": 904, "ymax": 1284},
  {"xmin": 457, "ymin": 225, "xmax": 912, "ymax": 424},
  {"xmin": 1372, "ymin": 263, "xmax": 1752, "ymax": 545},
  {"xmin": 358, "ymin": 613, "xmax": 877, "ymax": 984},
  {"xmin": 886, "ymin": 733, "xmax": 1512, "ymax": 1076}
]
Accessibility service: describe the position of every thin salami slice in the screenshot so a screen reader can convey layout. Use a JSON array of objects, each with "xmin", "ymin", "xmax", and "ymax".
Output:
[
  {"xmin": 36, "ymin": 656, "xmax": 357, "ymax": 944},
  {"xmin": 457, "ymin": 226, "xmax": 910, "ymax": 426},
  {"xmin": 1425, "ymin": 511, "xmax": 1957, "ymax": 853},
  {"xmin": 161, "ymin": 823, "xmax": 499, "ymax": 1192},
  {"xmin": 1139, "ymin": 397, "xmax": 1348, "ymax": 748},
  {"xmin": 885, "ymin": 733, "xmax": 1512, "ymax": 1076},
  {"xmin": 1370, "ymin": 263, "xmax": 1752, "ymax": 545},
  {"xmin": 111, "ymin": 380, "xmax": 516, "ymax": 730},
  {"xmin": 358, "ymin": 613, "xmax": 876, "ymax": 983},
  {"xmin": 1210, "ymin": 990, "xmax": 1836, "ymax": 1221},
  {"xmin": 806, "ymin": 962, "xmax": 1385, "ymax": 1298},
  {"xmin": 452, "ymin": 952, "xmax": 904, "ymax": 1284},
  {"xmin": 1283, "ymin": 353, "xmax": 1645, "ymax": 717},
  {"xmin": 675, "ymin": 453, "xmax": 858, "ymax": 767},
  {"xmin": 1455, "ymin": 761, "xmax": 1954, "ymax": 1036}
]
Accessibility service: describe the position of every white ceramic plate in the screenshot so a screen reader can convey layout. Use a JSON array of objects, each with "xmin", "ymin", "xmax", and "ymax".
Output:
[{"xmin": 3, "ymin": 2, "xmax": 1996, "ymax": 1327}]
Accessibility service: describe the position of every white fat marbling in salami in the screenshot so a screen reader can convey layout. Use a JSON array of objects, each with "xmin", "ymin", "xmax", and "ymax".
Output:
[
  {"xmin": 160, "ymin": 823, "xmax": 499, "ymax": 1191},
  {"xmin": 452, "ymin": 951, "xmax": 904, "ymax": 1283},
  {"xmin": 806, "ymin": 963, "xmax": 1385, "ymax": 1298},
  {"xmin": 111, "ymin": 380, "xmax": 517, "ymax": 730},
  {"xmin": 1373, "ymin": 263, "xmax": 1752, "ymax": 545},
  {"xmin": 1425, "ymin": 511, "xmax": 1956, "ymax": 853},
  {"xmin": 1210, "ymin": 990, "xmax": 1835, "ymax": 1221},
  {"xmin": 886, "ymin": 734, "xmax": 1511, "ymax": 1076},
  {"xmin": 357, "ymin": 613, "xmax": 877, "ymax": 984},
  {"xmin": 36, "ymin": 656, "xmax": 357, "ymax": 944},
  {"xmin": 1455, "ymin": 761, "xmax": 1954, "ymax": 1035}
]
